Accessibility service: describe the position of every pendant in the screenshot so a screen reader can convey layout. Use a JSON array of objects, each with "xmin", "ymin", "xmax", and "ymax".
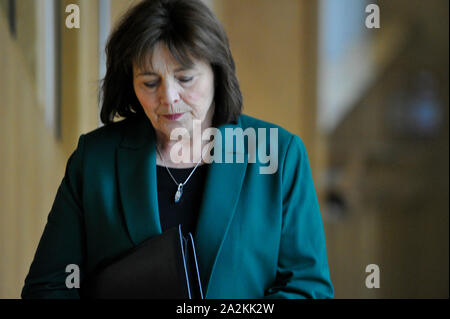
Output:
[{"xmin": 174, "ymin": 184, "xmax": 183, "ymax": 203}]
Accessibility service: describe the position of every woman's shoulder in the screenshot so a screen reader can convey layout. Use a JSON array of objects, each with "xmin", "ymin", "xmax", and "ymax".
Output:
[
  {"xmin": 238, "ymin": 113, "xmax": 301, "ymax": 147},
  {"xmin": 83, "ymin": 116, "xmax": 140, "ymax": 141},
  {"xmin": 72, "ymin": 116, "xmax": 151, "ymax": 163},
  {"xmin": 81, "ymin": 116, "xmax": 152, "ymax": 148}
]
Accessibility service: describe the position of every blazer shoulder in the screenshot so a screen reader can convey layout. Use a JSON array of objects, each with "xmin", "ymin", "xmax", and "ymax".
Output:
[
  {"xmin": 83, "ymin": 117, "xmax": 137, "ymax": 143},
  {"xmin": 77, "ymin": 116, "xmax": 147, "ymax": 162},
  {"xmin": 238, "ymin": 113, "xmax": 300, "ymax": 147}
]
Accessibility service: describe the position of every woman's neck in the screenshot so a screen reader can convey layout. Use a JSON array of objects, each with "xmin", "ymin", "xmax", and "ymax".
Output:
[{"xmin": 156, "ymin": 135, "xmax": 212, "ymax": 169}]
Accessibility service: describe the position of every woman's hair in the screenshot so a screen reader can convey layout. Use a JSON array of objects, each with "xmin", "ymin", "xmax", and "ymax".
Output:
[{"xmin": 100, "ymin": 0, "xmax": 243, "ymax": 127}]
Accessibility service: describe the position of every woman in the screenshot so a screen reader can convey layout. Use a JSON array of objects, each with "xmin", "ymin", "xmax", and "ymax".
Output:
[{"xmin": 22, "ymin": 0, "xmax": 333, "ymax": 299}]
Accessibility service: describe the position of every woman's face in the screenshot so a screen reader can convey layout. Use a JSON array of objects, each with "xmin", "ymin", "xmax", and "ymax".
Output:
[{"xmin": 133, "ymin": 43, "xmax": 215, "ymax": 143}]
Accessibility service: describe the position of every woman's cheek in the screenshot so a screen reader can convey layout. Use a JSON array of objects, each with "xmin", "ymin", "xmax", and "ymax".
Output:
[
  {"xmin": 182, "ymin": 90, "xmax": 199, "ymax": 104},
  {"xmin": 141, "ymin": 94, "xmax": 159, "ymax": 113},
  {"xmin": 183, "ymin": 89, "xmax": 209, "ymax": 111}
]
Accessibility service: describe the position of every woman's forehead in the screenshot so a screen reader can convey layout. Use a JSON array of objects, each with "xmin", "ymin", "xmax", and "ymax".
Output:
[{"xmin": 134, "ymin": 43, "xmax": 198, "ymax": 73}]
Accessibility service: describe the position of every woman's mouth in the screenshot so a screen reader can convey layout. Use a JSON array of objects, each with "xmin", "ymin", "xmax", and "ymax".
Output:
[{"xmin": 162, "ymin": 113, "xmax": 184, "ymax": 121}]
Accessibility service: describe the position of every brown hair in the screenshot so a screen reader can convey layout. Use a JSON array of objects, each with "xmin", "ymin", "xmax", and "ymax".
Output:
[{"xmin": 100, "ymin": 0, "xmax": 243, "ymax": 127}]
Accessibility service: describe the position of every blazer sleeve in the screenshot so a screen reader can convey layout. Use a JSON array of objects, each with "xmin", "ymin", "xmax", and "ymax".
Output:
[
  {"xmin": 264, "ymin": 135, "xmax": 334, "ymax": 299},
  {"xmin": 21, "ymin": 135, "xmax": 86, "ymax": 299}
]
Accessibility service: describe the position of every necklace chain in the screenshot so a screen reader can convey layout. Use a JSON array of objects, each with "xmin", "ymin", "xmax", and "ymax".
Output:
[{"xmin": 156, "ymin": 145, "xmax": 204, "ymax": 187}]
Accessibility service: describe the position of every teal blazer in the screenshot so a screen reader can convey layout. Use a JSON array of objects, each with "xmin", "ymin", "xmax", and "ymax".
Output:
[{"xmin": 22, "ymin": 114, "xmax": 334, "ymax": 299}]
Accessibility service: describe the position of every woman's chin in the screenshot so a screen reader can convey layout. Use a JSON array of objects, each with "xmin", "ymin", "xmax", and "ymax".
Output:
[{"xmin": 158, "ymin": 122, "xmax": 190, "ymax": 139}]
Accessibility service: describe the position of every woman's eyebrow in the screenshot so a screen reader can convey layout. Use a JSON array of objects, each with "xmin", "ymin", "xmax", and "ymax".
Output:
[
  {"xmin": 137, "ymin": 71, "xmax": 158, "ymax": 77},
  {"xmin": 174, "ymin": 67, "xmax": 193, "ymax": 72},
  {"xmin": 137, "ymin": 67, "xmax": 193, "ymax": 77}
]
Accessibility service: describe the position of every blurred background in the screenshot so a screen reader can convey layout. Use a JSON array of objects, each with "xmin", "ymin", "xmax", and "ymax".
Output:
[{"xmin": 0, "ymin": 0, "xmax": 448, "ymax": 298}]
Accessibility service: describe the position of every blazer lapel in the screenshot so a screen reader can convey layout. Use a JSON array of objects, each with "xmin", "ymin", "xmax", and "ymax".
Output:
[
  {"xmin": 194, "ymin": 119, "xmax": 248, "ymax": 297},
  {"xmin": 117, "ymin": 117, "xmax": 162, "ymax": 245},
  {"xmin": 116, "ymin": 116, "xmax": 248, "ymax": 297}
]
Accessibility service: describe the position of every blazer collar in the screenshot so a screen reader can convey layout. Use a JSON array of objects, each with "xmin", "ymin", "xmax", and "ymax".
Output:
[{"xmin": 116, "ymin": 116, "xmax": 248, "ymax": 297}]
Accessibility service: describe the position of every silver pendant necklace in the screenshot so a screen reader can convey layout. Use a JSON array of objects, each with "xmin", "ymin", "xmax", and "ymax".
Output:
[{"xmin": 156, "ymin": 145, "xmax": 205, "ymax": 203}]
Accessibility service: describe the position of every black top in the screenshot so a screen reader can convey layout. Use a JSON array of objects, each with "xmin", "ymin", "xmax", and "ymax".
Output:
[{"xmin": 157, "ymin": 164, "xmax": 209, "ymax": 237}]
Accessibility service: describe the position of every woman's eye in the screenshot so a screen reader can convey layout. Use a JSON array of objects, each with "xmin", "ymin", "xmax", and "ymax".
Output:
[
  {"xmin": 144, "ymin": 81, "xmax": 158, "ymax": 88},
  {"xmin": 178, "ymin": 76, "xmax": 193, "ymax": 83}
]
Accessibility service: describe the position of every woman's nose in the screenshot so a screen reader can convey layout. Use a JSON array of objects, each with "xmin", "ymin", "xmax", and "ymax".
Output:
[{"xmin": 159, "ymin": 81, "xmax": 180, "ymax": 107}]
